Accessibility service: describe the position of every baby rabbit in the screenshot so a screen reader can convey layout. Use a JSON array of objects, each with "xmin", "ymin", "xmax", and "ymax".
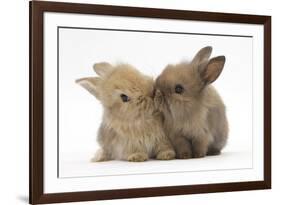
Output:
[
  {"xmin": 76, "ymin": 62, "xmax": 175, "ymax": 162},
  {"xmin": 155, "ymin": 46, "xmax": 228, "ymax": 159}
]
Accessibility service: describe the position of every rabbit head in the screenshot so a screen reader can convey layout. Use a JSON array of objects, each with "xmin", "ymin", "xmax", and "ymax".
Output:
[
  {"xmin": 155, "ymin": 46, "xmax": 226, "ymax": 108},
  {"xmin": 76, "ymin": 62, "xmax": 155, "ymax": 120}
]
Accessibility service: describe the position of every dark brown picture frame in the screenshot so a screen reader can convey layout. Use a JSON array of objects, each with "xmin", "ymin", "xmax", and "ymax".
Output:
[{"xmin": 29, "ymin": 1, "xmax": 271, "ymax": 204}]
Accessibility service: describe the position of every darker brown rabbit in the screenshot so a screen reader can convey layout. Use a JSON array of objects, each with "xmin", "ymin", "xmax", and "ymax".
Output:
[{"xmin": 155, "ymin": 46, "xmax": 228, "ymax": 159}]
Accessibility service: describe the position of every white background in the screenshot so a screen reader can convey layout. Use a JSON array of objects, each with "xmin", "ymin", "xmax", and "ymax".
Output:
[
  {"xmin": 57, "ymin": 17, "xmax": 254, "ymax": 178},
  {"xmin": 0, "ymin": 0, "xmax": 279, "ymax": 204}
]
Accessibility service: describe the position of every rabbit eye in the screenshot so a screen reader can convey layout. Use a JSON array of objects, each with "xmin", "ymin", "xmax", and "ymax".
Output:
[
  {"xmin": 120, "ymin": 94, "xmax": 130, "ymax": 102},
  {"xmin": 175, "ymin": 84, "xmax": 184, "ymax": 94}
]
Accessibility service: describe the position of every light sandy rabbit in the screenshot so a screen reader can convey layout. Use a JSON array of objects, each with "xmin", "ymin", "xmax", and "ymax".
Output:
[
  {"xmin": 76, "ymin": 62, "xmax": 175, "ymax": 162},
  {"xmin": 155, "ymin": 46, "xmax": 228, "ymax": 159}
]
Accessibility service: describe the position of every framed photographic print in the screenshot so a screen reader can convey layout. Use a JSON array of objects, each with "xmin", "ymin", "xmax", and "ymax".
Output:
[{"xmin": 29, "ymin": 0, "xmax": 271, "ymax": 204}]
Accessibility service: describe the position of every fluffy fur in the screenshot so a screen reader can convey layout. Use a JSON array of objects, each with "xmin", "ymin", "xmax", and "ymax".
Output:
[
  {"xmin": 76, "ymin": 62, "xmax": 175, "ymax": 162},
  {"xmin": 155, "ymin": 46, "xmax": 229, "ymax": 159}
]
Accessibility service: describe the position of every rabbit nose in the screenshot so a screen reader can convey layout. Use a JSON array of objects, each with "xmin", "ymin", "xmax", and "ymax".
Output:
[{"xmin": 152, "ymin": 89, "xmax": 157, "ymax": 98}]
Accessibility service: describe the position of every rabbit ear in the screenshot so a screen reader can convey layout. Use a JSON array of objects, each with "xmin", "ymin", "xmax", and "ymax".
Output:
[
  {"xmin": 192, "ymin": 46, "xmax": 212, "ymax": 66},
  {"xmin": 200, "ymin": 56, "xmax": 226, "ymax": 84},
  {"xmin": 93, "ymin": 62, "xmax": 113, "ymax": 77},
  {"xmin": 76, "ymin": 77, "xmax": 101, "ymax": 98}
]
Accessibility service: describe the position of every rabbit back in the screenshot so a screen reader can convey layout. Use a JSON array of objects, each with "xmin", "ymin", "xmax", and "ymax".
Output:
[{"xmin": 205, "ymin": 86, "xmax": 229, "ymax": 155}]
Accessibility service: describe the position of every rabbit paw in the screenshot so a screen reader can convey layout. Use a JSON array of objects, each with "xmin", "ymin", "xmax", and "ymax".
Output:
[
  {"xmin": 192, "ymin": 136, "xmax": 208, "ymax": 158},
  {"xmin": 176, "ymin": 151, "xmax": 192, "ymax": 159},
  {"xmin": 127, "ymin": 153, "xmax": 148, "ymax": 162},
  {"xmin": 192, "ymin": 151, "xmax": 206, "ymax": 158},
  {"xmin": 156, "ymin": 150, "xmax": 176, "ymax": 160}
]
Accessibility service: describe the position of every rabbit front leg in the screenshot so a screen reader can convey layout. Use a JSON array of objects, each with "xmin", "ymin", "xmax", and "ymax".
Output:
[
  {"xmin": 170, "ymin": 135, "xmax": 193, "ymax": 159},
  {"xmin": 191, "ymin": 130, "xmax": 212, "ymax": 158},
  {"xmin": 154, "ymin": 136, "xmax": 176, "ymax": 160},
  {"xmin": 125, "ymin": 142, "xmax": 148, "ymax": 162}
]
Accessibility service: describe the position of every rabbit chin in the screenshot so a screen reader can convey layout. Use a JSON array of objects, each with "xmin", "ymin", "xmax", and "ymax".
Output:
[{"xmin": 166, "ymin": 95, "xmax": 196, "ymax": 110}]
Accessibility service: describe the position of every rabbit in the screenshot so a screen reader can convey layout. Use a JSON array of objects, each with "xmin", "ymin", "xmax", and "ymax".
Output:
[
  {"xmin": 154, "ymin": 46, "xmax": 229, "ymax": 159},
  {"xmin": 76, "ymin": 62, "xmax": 175, "ymax": 162}
]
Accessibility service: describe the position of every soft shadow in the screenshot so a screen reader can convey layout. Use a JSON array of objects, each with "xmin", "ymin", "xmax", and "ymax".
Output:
[{"xmin": 17, "ymin": 195, "xmax": 29, "ymax": 203}]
